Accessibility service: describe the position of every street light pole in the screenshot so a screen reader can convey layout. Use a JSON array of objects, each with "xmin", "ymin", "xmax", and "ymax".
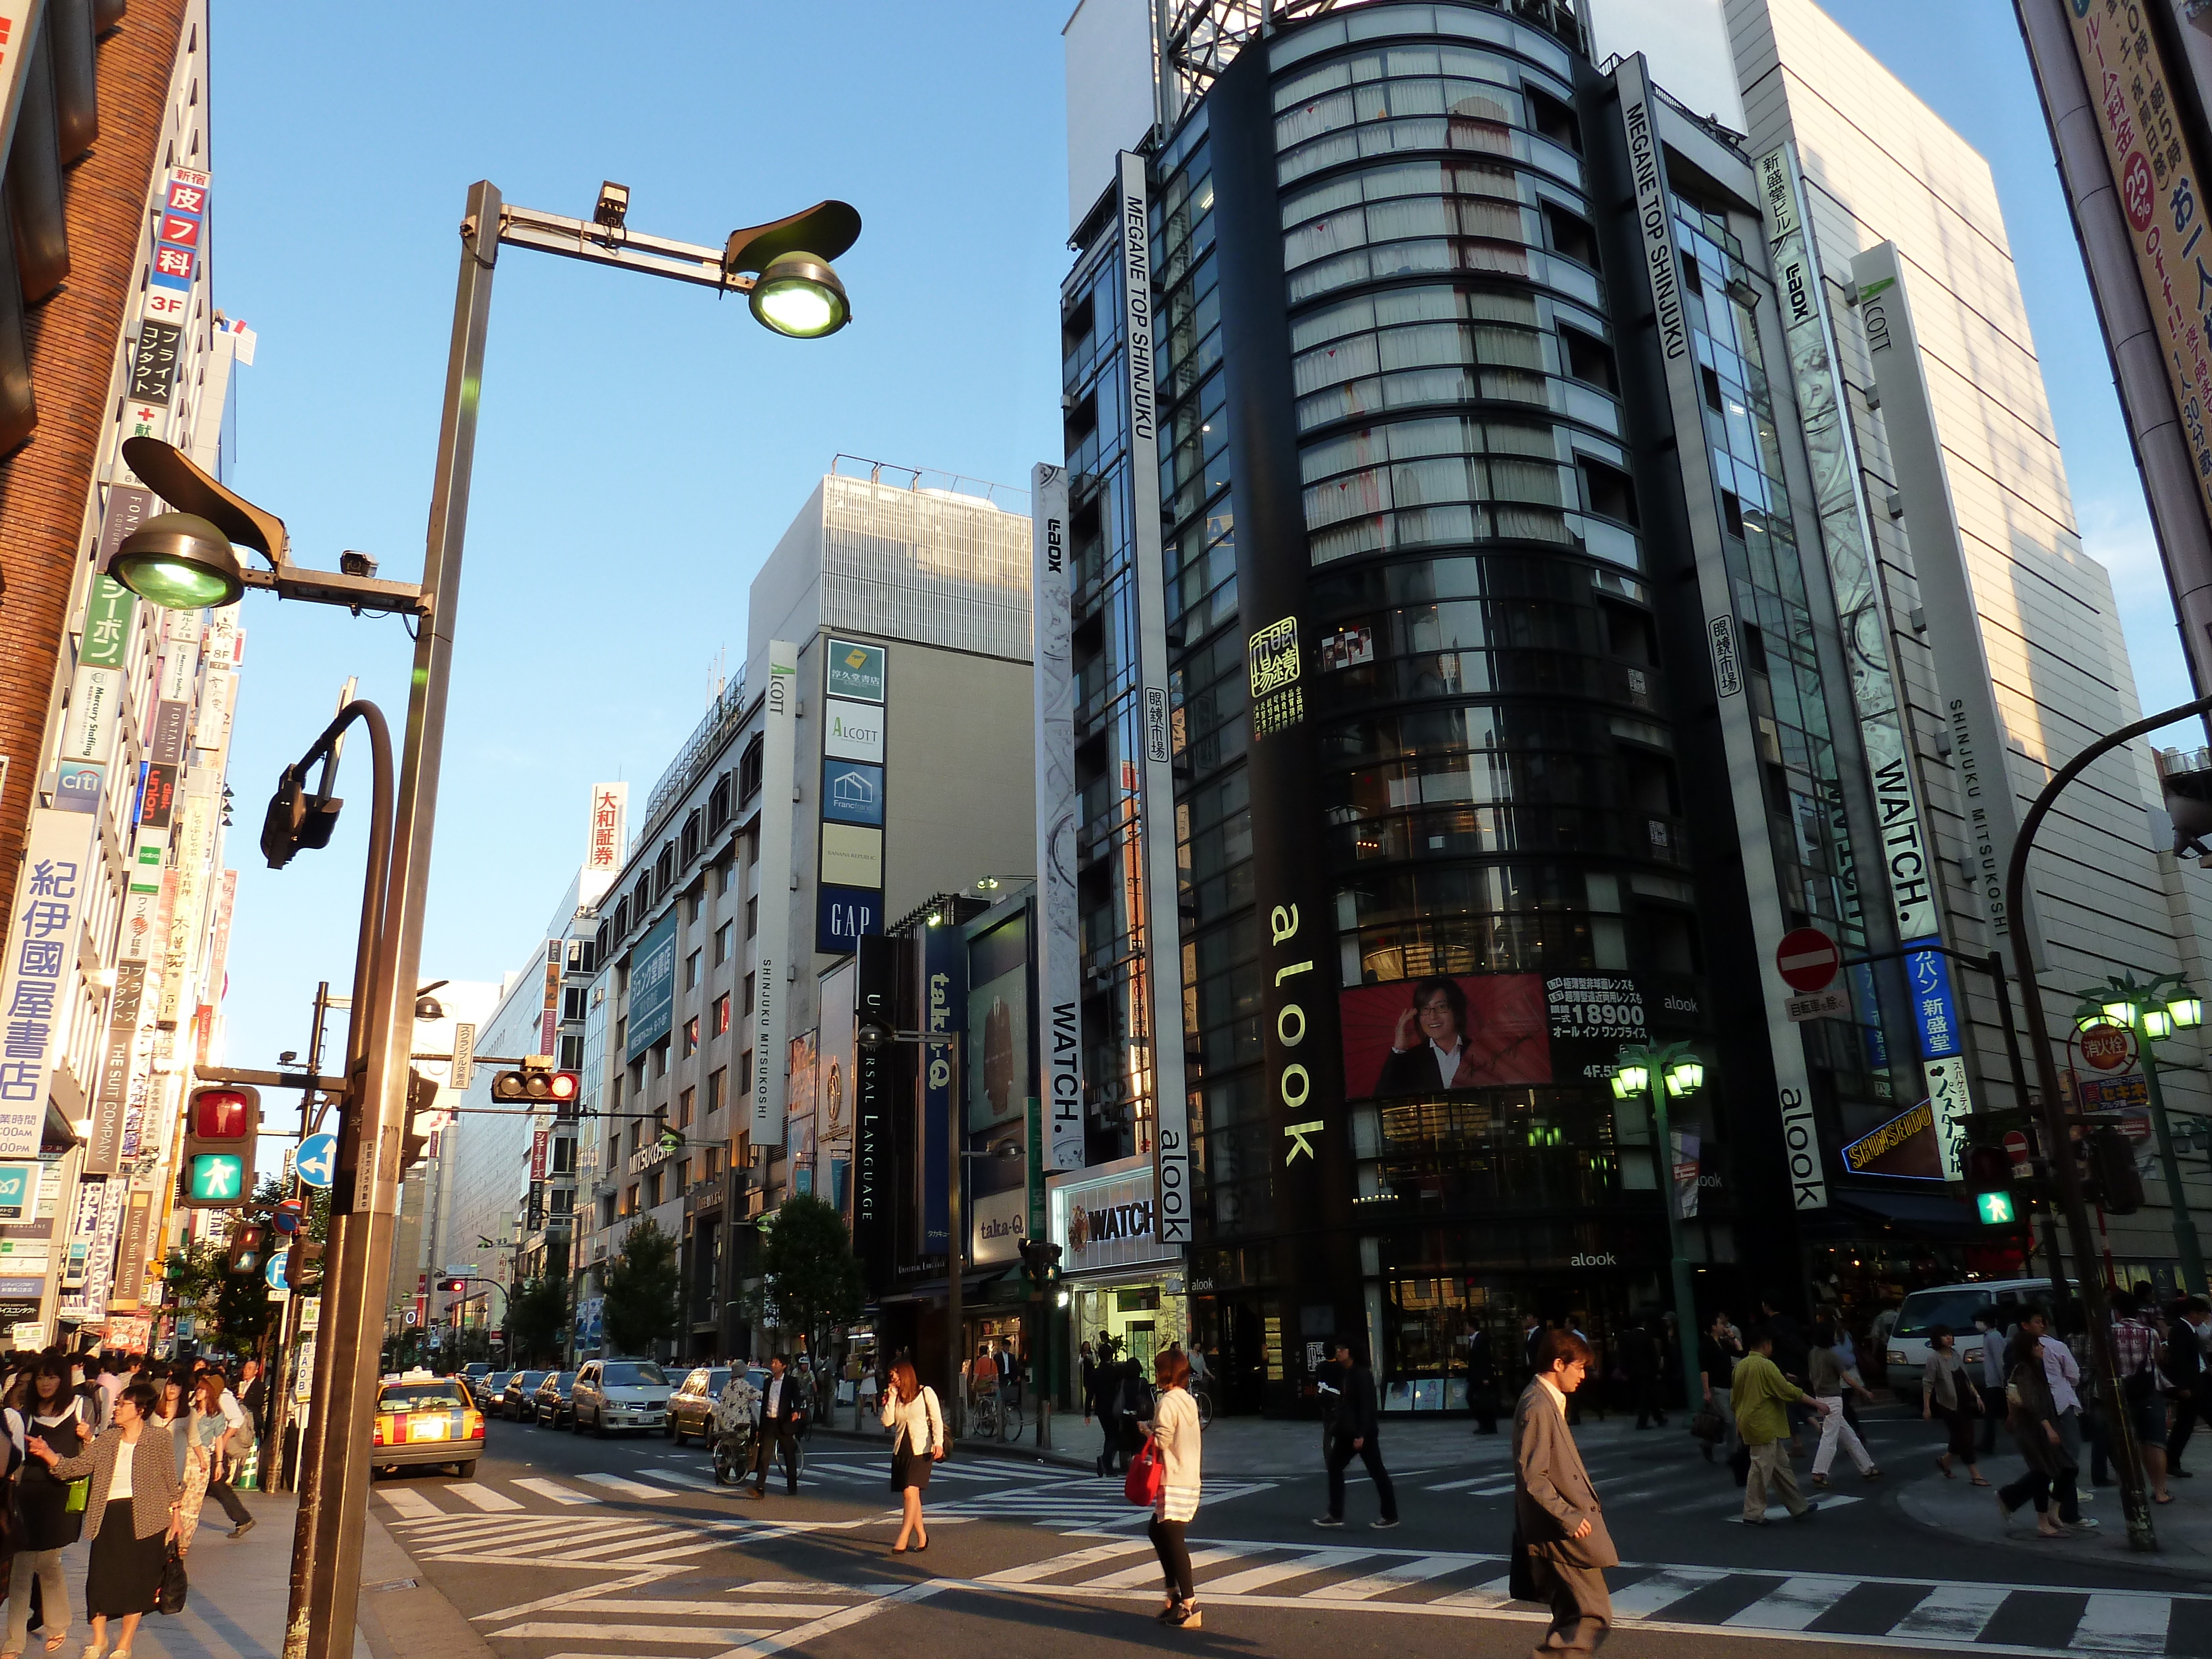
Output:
[
  {"xmin": 1613, "ymin": 1042, "xmax": 1703, "ymax": 1424},
  {"xmin": 2077, "ymin": 972, "xmax": 2209, "ymax": 1295},
  {"xmin": 2142, "ymin": 1053, "xmax": 2207, "ymax": 1293},
  {"xmin": 2005, "ymin": 688, "xmax": 2212, "ymax": 1553}
]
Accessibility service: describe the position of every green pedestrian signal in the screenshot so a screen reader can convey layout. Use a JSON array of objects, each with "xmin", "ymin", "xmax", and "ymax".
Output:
[
  {"xmin": 189, "ymin": 1154, "xmax": 246, "ymax": 1202},
  {"xmin": 1976, "ymin": 1190, "xmax": 2015, "ymax": 1225}
]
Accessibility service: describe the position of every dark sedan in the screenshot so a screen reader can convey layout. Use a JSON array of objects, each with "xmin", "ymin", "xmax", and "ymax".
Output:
[
  {"xmin": 532, "ymin": 1370, "xmax": 578, "ymax": 1428},
  {"xmin": 500, "ymin": 1369, "xmax": 548, "ymax": 1422}
]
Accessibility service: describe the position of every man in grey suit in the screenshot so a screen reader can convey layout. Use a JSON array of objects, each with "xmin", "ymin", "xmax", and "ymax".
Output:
[{"xmin": 1514, "ymin": 1328, "xmax": 1615, "ymax": 1655}]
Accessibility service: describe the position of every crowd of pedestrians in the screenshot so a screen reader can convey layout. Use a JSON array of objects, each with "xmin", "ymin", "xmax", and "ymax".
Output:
[{"xmin": 0, "ymin": 1344, "xmax": 263, "ymax": 1659}]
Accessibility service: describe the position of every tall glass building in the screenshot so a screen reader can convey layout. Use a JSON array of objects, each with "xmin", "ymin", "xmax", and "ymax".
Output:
[{"xmin": 1056, "ymin": 0, "xmax": 2031, "ymax": 1414}]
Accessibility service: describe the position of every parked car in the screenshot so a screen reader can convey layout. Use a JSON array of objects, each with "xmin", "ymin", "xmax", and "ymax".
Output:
[
  {"xmin": 667, "ymin": 1366, "xmax": 732, "ymax": 1444},
  {"xmin": 1884, "ymin": 1277, "xmax": 2048, "ymax": 1397},
  {"xmin": 481, "ymin": 1370, "xmax": 514, "ymax": 1410},
  {"xmin": 571, "ymin": 1358, "xmax": 672, "ymax": 1437},
  {"xmin": 373, "ymin": 1370, "xmax": 485, "ymax": 1478},
  {"xmin": 462, "ymin": 1361, "xmax": 493, "ymax": 1386},
  {"xmin": 501, "ymin": 1369, "xmax": 548, "ymax": 1422},
  {"xmin": 532, "ymin": 1370, "xmax": 578, "ymax": 1428}
]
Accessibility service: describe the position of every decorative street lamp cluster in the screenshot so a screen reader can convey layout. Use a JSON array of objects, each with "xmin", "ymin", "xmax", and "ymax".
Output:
[
  {"xmin": 1610, "ymin": 1039, "xmax": 1705, "ymax": 1436},
  {"xmin": 2073, "ymin": 970, "xmax": 2206, "ymax": 1296}
]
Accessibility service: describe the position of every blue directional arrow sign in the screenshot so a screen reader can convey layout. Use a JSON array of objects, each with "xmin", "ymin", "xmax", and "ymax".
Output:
[
  {"xmin": 265, "ymin": 1249, "xmax": 290, "ymax": 1290},
  {"xmin": 295, "ymin": 1131, "xmax": 337, "ymax": 1191}
]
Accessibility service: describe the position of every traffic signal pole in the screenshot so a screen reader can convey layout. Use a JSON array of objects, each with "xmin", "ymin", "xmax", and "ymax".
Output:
[{"xmin": 2004, "ymin": 688, "xmax": 2212, "ymax": 1553}]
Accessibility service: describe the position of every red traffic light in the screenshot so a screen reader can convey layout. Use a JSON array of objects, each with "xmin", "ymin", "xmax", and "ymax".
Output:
[
  {"xmin": 550, "ymin": 1071, "xmax": 578, "ymax": 1101},
  {"xmin": 189, "ymin": 1087, "xmax": 255, "ymax": 1140},
  {"xmin": 441, "ymin": 1277, "xmax": 467, "ymax": 1295},
  {"xmin": 491, "ymin": 1066, "xmax": 581, "ymax": 1103}
]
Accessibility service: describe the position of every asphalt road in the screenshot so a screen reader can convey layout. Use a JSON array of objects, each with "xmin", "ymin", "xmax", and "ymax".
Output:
[{"xmin": 364, "ymin": 1404, "xmax": 2212, "ymax": 1659}]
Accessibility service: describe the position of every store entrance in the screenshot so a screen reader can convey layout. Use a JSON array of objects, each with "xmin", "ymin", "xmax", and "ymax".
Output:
[{"xmin": 1192, "ymin": 1293, "xmax": 1267, "ymax": 1415}]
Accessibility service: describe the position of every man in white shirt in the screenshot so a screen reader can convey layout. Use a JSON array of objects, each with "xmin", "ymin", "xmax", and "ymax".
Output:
[
  {"xmin": 743, "ymin": 1356, "xmax": 804, "ymax": 1499},
  {"xmin": 206, "ymin": 1376, "xmax": 257, "ymax": 1537}
]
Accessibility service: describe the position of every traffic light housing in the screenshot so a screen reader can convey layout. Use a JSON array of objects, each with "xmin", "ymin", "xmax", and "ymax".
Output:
[
  {"xmin": 1019, "ymin": 1238, "xmax": 1063, "ymax": 1287},
  {"xmin": 226, "ymin": 1220, "xmax": 268, "ymax": 1276},
  {"xmin": 402, "ymin": 1068, "xmax": 438, "ymax": 1170},
  {"xmin": 440, "ymin": 1277, "xmax": 467, "ymax": 1295},
  {"xmin": 489, "ymin": 1059, "xmax": 578, "ymax": 1111},
  {"xmin": 181, "ymin": 1084, "xmax": 258, "ymax": 1208},
  {"xmin": 290, "ymin": 1238, "xmax": 326, "ymax": 1296},
  {"xmin": 259, "ymin": 761, "xmax": 342, "ymax": 870}
]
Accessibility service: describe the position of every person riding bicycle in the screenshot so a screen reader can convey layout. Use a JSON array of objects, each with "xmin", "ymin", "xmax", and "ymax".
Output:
[{"xmin": 713, "ymin": 1368, "xmax": 761, "ymax": 1462}]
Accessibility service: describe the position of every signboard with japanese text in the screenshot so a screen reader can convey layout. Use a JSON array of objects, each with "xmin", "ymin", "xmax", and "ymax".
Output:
[
  {"xmin": 626, "ymin": 913, "xmax": 678, "ymax": 1062},
  {"xmin": 85, "ymin": 961, "xmax": 145, "ymax": 1176},
  {"xmin": 0, "ymin": 809, "xmax": 102, "ymax": 1154},
  {"xmin": 824, "ymin": 638, "xmax": 886, "ymax": 703},
  {"xmin": 587, "ymin": 782, "xmax": 628, "ymax": 873}
]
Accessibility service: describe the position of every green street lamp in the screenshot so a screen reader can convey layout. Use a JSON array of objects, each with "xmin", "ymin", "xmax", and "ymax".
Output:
[
  {"xmin": 2074, "ymin": 971, "xmax": 2206, "ymax": 1293},
  {"xmin": 1610, "ymin": 1039, "xmax": 1706, "ymax": 1428}
]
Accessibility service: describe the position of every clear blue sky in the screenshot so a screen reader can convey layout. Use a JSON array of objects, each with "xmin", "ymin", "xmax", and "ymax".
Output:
[{"xmin": 206, "ymin": 1, "xmax": 2176, "ymax": 1087}]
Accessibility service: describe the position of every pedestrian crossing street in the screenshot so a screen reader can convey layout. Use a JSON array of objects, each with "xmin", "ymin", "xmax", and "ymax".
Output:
[
  {"xmin": 1418, "ymin": 1433, "xmax": 1884, "ymax": 1520},
  {"xmin": 984, "ymin": 1536, "xmax": 2212, "ymax": 1655}
]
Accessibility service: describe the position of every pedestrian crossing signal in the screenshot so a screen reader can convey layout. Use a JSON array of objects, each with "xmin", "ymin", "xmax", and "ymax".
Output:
[
  {"xmin": 182, "ymin": 1084, "xmax": 258, "ymax": 1209},
  {"xmin": 1976, "ymin": 1191, "xmax": 2015, "ymax": 1225}
]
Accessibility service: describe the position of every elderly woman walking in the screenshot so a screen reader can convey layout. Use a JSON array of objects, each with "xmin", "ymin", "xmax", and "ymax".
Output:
[
  {"xmin": 879, "ymin": 1360, "xmax": 944, "ymax": 1554},
  {"xmin": 27, "ymin": 1379, "xmax": 181, "ymax": 1659},
  {"xmin": 1142, "ymin": 1348, "xmax": 1204, "ymax": 1631}
]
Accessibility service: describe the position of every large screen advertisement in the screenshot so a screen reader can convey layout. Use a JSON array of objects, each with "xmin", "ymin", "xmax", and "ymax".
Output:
[
  {"xmin": 967, "ymin": 912, "xmax": 1030, "ymax": 1135},
  {"xmin": 1340, "ymin": 972, "xmax": 1698, "ymax": 1099}
]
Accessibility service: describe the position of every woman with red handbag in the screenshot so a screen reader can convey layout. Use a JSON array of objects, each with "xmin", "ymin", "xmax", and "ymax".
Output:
[{"xmin": 1135, "ymin": 1349, "xmax": 1203, "ymax": 1630}]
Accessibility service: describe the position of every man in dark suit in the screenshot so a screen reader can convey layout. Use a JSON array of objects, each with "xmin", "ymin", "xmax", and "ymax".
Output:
[
  {"xmin": 1514, "ymin": 1329, "xmax": 1615, "ymax": 1656},
  {"xmin": 1522, "ymin": 1313, "xmax": 1547, "ymax": 1381},
  {"xmin": 1313, "ymin": 1339, "xmax": 1398, "ymax": 1529},
  {"xmin": 743, "ymin": 1355, "xmax": 806, "ymax": 1499}
]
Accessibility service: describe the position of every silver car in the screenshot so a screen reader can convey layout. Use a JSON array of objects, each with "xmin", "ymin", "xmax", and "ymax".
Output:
[{"xmin": 570, "ymin": 1358, "xmax": 673, "ymax": 1437}]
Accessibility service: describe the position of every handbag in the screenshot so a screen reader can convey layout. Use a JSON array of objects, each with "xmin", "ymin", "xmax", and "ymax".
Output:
[
  {"xmin": 1689, "ymin": 1407, "xmax": 1724, "ymax": 1444},
  {"xmin": 158, "ymin": 1538, "xmax": 187, "ymax": 1615},
  {"xmin": 1124, "ymin": 1434, "xmax": 1164, "ymax": 1507},
  {"xmin": 62, "ymin": 1478, "xmax": 87, "ymax": 1514}
]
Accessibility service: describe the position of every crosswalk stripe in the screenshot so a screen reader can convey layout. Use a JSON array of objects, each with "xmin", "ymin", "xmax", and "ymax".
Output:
[
  {"xmin": 492, "ymin": 1622, "xmax": 778, "ymax": 1644},
  {"xmin": 580, "ymin": 1472, "xmax": 670, "ymax": 1499},
  {"xmin": 1420, "ymin": 1475, "xmax": 1490, "ymax": 1491},
  {"xmin": 2069, "ymin": 1593, "xmax": 2171, "ymax": 1653},
  {"xmin": 445, "ymin": 1481, "xmax": 524, "ymax": 1512},
  {"xmin": 638, "ymin": 1467, "xmax": 724, "ymax": 1492},
  {"xmin": 374, "ymin": 1487, "xmax": 439, "ymax": 1520},
  {"xmin": 982, "ymin": 1538, "xmax": 1155, "ymax": 1583},
  {"xmin": 514, "ymin": 1477, "xmax": 601, "ymax": 1505},
  {"xmin": 1892, "ymin": 1584, "xmax": 2010, "ymax": 1641},
  {"xmin": 1724, "ymin": 1574, "xmax": 1855, "ymax": 1631},
  {"xmin": 1429, "ymin": 1573, "xmax": 1517, "ymax": 1610},
  {"xmin": 1203, "ymin": 1550, "xmax": 1370, "ymax": 1594},
  {"xmin": 1305, "ymin": 1555, "xmax": 1464, "ymax": 1601},
  {"xmin": 1611, "ymin": 1567, "xmax": 1726, "ymax": 1619},
  {"xmin": 403, "ymin": 1512, "xmax": 585, "ymax": 1545},
  {"xmin": 1083, "ymin": 1546, "xmax": 1251, "ymax": 1589}
]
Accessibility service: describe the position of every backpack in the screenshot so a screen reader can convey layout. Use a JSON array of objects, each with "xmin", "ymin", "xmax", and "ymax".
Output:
[{"xmin": 2122, "ymin": 1326, "xmax": 2162, "ymax": 1405}]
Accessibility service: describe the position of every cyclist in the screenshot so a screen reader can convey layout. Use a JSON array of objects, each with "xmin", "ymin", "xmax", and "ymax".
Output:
[{"xmin": 712, "ymin": 1368, "xmax": 760, "ymax": 1482}]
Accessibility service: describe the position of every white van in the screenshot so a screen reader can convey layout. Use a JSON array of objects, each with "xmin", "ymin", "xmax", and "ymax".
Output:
[{"xmin": 1883, "ymin": 1277, "xmax": 2053, "ymax": 1398}]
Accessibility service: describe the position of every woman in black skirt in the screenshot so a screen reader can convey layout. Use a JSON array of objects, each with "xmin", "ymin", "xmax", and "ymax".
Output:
[
  {"xmin": 877, "ymin": 1360, "xmax": 943, "ymax": 1553},
  {"xmin": 28, "ymin": 1380, "xmax": 180, "ymax": 1658}
]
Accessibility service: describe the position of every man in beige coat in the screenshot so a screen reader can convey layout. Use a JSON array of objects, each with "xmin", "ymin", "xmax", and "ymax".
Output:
[{"xmin": 1514, "ymin": 1329, "xmax": 1615, "ymax": 1655}]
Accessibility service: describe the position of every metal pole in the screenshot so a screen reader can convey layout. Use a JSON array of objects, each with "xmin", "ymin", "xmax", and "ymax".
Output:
[
  {"xmin": 296, "ymin": 182, "xmax": 500, "ymax": 1659},
  {"xmin": 281, "ymin": 703, "xmax": 393, "ymax": 1652},
  {"xmin": 1647, "ymin": 1073, "xmax": 1703, "ymax": 1423},
  {"xmin": 1989, "ymin": 950, "xmax": 2072, "ymax": 1308},
  {"xmin": 264, "ymin": 980, "xmax": 330, "ymax": 1493},
  {"xmin": 2142, "ymin": 1049, "xmax": 2208, "ymax": 1293},
  {"xmin": 2005, "ymin": 688, "xmax": 2212, "ymax": 1553},
  {"xmin": 945, "ymin": 1032, "xmax": 963, "ymax": 1445}
]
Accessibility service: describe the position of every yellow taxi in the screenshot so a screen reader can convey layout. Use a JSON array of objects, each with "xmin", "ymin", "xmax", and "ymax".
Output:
[{"xmin": 372, "ymin": 1369, "xmax": 485, "ymax": 1477}]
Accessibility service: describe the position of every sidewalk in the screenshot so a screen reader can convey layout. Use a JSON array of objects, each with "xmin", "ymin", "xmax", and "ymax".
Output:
[
  {"xmin": 1897, "ymin": 1459, "xmax": 2212, "ymax": 1580},
  {"xmin": 32, "ymin": 1490, "xmax": 490, "ymax": 1659}
]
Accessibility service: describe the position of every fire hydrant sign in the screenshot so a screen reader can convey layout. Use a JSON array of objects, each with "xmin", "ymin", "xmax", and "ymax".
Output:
[{"xmin": 1776, "ymin": 927, "xmax": 1847, "ymax": 1021}]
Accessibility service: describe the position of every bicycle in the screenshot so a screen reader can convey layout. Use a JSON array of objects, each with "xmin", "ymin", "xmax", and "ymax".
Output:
[
  {"xmin": 1191, "ymin": 1380, "xmax": 1215, "ymax": 1429},
  {"xmin": 971, "ymin": 1390, "xmax": 1025, "ymax": 1442}
]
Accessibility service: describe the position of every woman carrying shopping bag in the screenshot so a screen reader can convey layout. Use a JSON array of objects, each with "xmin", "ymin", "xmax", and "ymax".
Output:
[
  {"xmin": 879, "ymin": 1361, "xmax": 944, "ymax": 1554},
  {"xmin": 4, "ymin": 1358, "xmax": 87, "ymax": 1659},
  {"xmin": 26, "ymin": 1381, "xmax": 182, "ymax": 1659},
  {"xmin": 1922, "ymin": 1325, "xmax": 1990, "ymax": 1486},
  {"xmin": 1139, "ymin": 1349, "xmax": 1204, "ymax": 1631}
]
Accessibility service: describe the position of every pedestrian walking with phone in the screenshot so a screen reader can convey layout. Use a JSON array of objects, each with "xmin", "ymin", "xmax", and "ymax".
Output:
[{"xmin": 880, "ymin": 1360, "xmax": 944, "ymax": 1554}]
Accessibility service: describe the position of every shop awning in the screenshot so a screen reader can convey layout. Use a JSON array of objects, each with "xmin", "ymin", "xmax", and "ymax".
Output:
[{"xmin": 1817, "ymin": 1186, "xmax": 1983, "ymax": 1237}]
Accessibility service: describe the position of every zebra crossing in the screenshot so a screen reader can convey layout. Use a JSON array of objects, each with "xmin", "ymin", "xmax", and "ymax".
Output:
[
  {"xmin": 467, "ymin": 1570, "xmax": 948, "ymax": 1655},
  {"xmin": 925, "ymin": 1473, "xmax": 1277, "ymax": 1534},
  {"xmin": 1417, "ymin": 1437, "xmax": 1879, "ymax": 1520},
  {"xmin": 980, "ymin": 1536, "xmax": 2212, "ymax": 1655}
]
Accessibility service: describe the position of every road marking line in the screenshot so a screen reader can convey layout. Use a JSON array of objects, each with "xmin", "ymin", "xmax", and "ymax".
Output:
[
  {"xmin": 1611, "ymin": 1567, "xmax": 1728, "ymax": 1619},
  {"xmin": 726, "ymin": 1582, "xmax": 904, "ymax": 1596},
  {"xmin": 550, "ymin": 1601, "xmax": 869, "ymax": 1619},
  {"xmin": 707, "ymin": 1579, "xmax": 951, "ymax": 1659},
  {"xmin": 1891, "ymin": 1584, "xmax": 2010, "ymax": 1642},
  {"xmin": 472, "ymin": 1568, "xmax": 689, "ymax": 1624},
  {"xmin": 403, "ymin": 1512, "xmax": 593, "ymax": 1547},
  {"xmin": 374, "ymin": 1488, "xmax": 439, "ymax": 1520},
  {"xmin": 1724, "ymin": 1574, "xmax": 1856, "ymax": 1631},
  {"xmin": 446, "ymin": 1481, "xmax": 523, "ymax": 1512},
  {"xmin": 513, "ymin": 1477, "xmax": 602, "ymax": 1505},
  {"xmin": 639, "ymin": 1467, "xmax": 725, "ymax": 1492},
  {"xmin": 982, "ymin": 1539, "xmax": 1155, "ymax": 1583},
  {"xmin": 1202, "ymin": 1550, "xmax": 1370, "ymax": 1594},
  {"xmin": 1305, "ymin": 1556, "xmax": 1465, "ymax": 1600},
  {"xmin": 1430, "ymin": 1574, "xmax": 1517, "ymax": 1609},
  {"xmin": 580, "ymin": 1472, "xmax": 672, "ymax": 1498},
  {"xmin": 2069, "ymin": 1593, "xmax": 2171, "ymax": 1653}
]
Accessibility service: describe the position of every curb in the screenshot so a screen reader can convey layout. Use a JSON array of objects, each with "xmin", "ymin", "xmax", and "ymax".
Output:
[
  {"xmin": 356, "ymin": 1508, "xmax": 499, "ymax": 1658},
  {"xmin": 1891, "ymin": 1472, "xmax": 2212, "ymax": 1587}
]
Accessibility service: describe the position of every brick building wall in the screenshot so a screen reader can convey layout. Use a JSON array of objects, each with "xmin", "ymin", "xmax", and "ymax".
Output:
[{"xmin": 0, "ymin": 0, "xmax": 190, "ymax": 923}]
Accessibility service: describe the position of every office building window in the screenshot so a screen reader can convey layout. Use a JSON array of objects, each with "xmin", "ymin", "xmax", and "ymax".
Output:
[
  {"xmin": 625, "ymin": 1184, "xmax": 639, "ymax": 1217},
  {"xmin": 743, "ymin": 973, "xmax": 755, "ymax": 1017},
  {"xmin": 559, "ymin": 1034, "xmax": 583, "ymax": 1070},
  {"xmin": 655, "ymin": 1042, "xmax": 669, "ymax": 1078},
  {"xmin": 683, "ymin": 1017, "xmax": 699, "ymax": 1058},
  {"xmin": 715, "ymin": 922, "xmax": 733, "ymax": 965},
  {"xmin": 646, "ymin": 1170, "xmax": 662, "ymax": 1207},
  {"xmin": 746, "ymin": 896, "xmax": 758, "ymax": 938},
  {"xmin": 601, "ymin": 1194, "xmax": 618, "ymax": 1229},
  {"xmin": 708, "ymin": 1067, "xmax": 725, "ymax": 1115},
  {"xmin": 680, "ymin": 1085, "xmax": 696, "ymax": 1129},
  {"xmin": 714, "ymin": 993, "xmax": 731, "ymax": 1036},
  {"xmin": 706, "ymin": 1146, "xmax": 721, "ymax": 1182},
  {"xmin": 741, "ymin": 1050, "xmax": 754, "ymax": 1095},
  {"xmin": 686, "ymin": 950, "xmax": 701, "ymax": 990},
  {"xmin": 677, "ymin": 1158, "xmax": 691, "ymax": 1192}
]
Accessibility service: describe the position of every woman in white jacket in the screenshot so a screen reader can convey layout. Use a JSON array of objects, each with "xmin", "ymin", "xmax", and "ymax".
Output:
[
  {"xmin": 879, "ymin": 1360, "xmax": 945, "ymax": 1553},
  {"xmin": 1142, "ymin": 1348, "xmax": 1204, "ymax": 1630}
]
